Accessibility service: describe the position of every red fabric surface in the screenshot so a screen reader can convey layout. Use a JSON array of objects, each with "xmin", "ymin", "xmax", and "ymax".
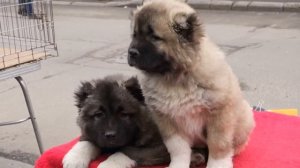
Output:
[{"xmin": 35, "ymin": 112, "xmax": 300, "ymax": 168}]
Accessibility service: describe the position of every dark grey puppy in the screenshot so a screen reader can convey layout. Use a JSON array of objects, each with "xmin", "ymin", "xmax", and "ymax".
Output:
[{"xmin": 62, "ymin": 75, "xmax": 170, "ymax": 168}]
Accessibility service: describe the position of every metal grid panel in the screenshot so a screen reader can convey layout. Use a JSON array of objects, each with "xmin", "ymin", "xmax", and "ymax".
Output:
[{"xmin": 0, "ymin": 0, "xmax": 57, "ymax": 70}]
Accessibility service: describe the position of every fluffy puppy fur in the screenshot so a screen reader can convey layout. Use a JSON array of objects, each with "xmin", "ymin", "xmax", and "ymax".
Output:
[
  {"xmin": 128, "ymin": 0, "xmax": 255, "ymax": 168},
  {"xmin": 62, "ymin": 75, "xmax": 171, "ymax": 168}
]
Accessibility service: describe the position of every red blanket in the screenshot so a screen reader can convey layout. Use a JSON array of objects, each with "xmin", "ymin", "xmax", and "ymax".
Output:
[{"xmin": 35, "ymin": 112, "xmax": 300, "ymax": 168}]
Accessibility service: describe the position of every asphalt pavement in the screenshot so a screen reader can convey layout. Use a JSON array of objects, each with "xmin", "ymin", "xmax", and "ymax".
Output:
[{"xmin": 0, "ymin": 4, "xmax": 300, "ymax": 167}]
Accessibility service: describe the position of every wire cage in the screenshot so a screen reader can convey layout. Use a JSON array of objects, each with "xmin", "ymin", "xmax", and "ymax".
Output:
[{"xmin": 0, "ymin": 0, "xmax": 57, "ymax": 70}]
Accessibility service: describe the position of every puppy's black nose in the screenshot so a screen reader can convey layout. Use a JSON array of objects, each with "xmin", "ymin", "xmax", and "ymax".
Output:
[
  {"xmin": 105, "ymin": 131, "xmax": 116, "ymax": 139},
  {"xmin": 128, "ymin": 48, "xmax": 140, "ymax": 60}
]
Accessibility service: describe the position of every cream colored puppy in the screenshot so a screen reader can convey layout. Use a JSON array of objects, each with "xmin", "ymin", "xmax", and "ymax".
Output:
[{"xmin": 127, "ymin": 0, "xmax": 255, "ymax": 168}]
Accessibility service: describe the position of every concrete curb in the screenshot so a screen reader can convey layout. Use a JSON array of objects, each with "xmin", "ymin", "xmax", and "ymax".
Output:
[{"xmin": 52, "ymin": 0, "xmax": 300, "ymax": 12}]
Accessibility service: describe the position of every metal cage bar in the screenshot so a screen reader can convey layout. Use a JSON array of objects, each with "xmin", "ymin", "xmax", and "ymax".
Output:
[{"xmin": 15, "ymin": 76, "xmax": 44, "ymax": 154}]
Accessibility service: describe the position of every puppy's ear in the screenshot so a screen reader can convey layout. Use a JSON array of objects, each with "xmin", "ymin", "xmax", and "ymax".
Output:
[
  {"xmin": 74, "ymin": 81, "xmax": 94, "ymax": 108},
  {"xmin": 123, "ymin": 77, "xmax": 145, "ymax": 103},
  {"xmin": 172, "ymin": 12, "xmax": 202, "ymax": 42}
]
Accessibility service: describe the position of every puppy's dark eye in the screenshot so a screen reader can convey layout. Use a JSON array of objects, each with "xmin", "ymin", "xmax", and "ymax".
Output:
[
  {"xmin": 150, "ymin": 34, "xmax": 163, "ymax": 41},
  {"xmin": 93, "ymin": 111, "xmax": 104, "ymax": 118},
  {"xmin": 93, "ymin": 106, "xmax": 105, "ymax": 118},
  {"xmin": 117, "ymin": 106, "xmax": 132, "ymax": 119}
]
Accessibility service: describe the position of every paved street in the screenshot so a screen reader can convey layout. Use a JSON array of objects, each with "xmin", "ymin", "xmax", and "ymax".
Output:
[
  {"xmin": 0, "ymin": 157, "xmax": 32, "ymax": 168},
  {"xmin": 0, "ymin": 5, "xmax": 300, "ymax": 166}
]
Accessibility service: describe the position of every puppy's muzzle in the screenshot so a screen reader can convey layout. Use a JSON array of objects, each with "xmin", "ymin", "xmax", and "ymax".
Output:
[{"xmin": 128, "ymin": 48, "xmax": 140, "ymax": 66}]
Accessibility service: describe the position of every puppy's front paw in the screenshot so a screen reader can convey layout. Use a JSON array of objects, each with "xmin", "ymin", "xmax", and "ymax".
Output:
[
  {"xmin": 63, "ymin": 141, "xmax": 99, "ymax": 168},
  {"xmin": 97, "ymin": 152, "xmax": 136, "ymax": 168},
  {"xmin": 206, "ymin": 155, "xmax": 233, "ymax": 168},
  {"xmin": 63, "ymin": 150, "xmax": 90, "ymax": 168}
]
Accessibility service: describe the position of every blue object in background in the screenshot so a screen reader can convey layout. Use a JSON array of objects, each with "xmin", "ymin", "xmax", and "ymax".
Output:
[{"xmin": 18, "ymin": 0, "xmax": 33, "ymax": 16}]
